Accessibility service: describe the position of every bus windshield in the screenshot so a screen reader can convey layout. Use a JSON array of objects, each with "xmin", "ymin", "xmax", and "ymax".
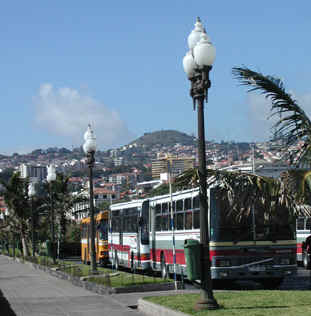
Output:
[
  {"xmin": 210, "ymin": 188, "xmax": 295, "ymax": 242},
  {"xmin": 97, "ymin": 219, "xmax": 108, "ymax": 241}
]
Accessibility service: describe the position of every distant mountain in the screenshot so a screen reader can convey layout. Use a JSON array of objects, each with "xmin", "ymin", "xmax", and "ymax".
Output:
[{"xmin": 129, "ymin": 130, "xmax": 196, "ymax": 147}]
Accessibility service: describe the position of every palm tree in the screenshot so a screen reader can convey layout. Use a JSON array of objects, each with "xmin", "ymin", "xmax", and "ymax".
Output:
[
  {"xmin": 175, "ymin": 167, "xmax": 311, "ymax": 224},
  {"xmin": 232, "ymin": 66, "xmax": 311, "ymax": 207},
  {"xmin": 1, "ymin": 172, "xmax": 30, "ymax": 257},
  {"xmin": 48, "ymin": 173, "xmax": 86, "ymax": 258},
  {"xmin": 232, "ymin": 66, "xmax": 311, "ymax": 167}
]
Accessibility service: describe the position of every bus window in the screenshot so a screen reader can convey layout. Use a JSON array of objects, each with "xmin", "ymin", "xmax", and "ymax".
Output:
[
  {"xmin": 155, "ymin": 204, "xmax": 161, "ymax": 214},
  {"xmin": 162, "ymin": 202, "xmax": 168, "ymax": 213},
  {"xmin": 98, "ymin": 219, "xmax": 108, "ymax": 240},
  {"xmin": 176, "ymin": 212, "xmax": 184, "ymax": 230},
  {"xmin": 162, "ymin": 214, "xmax": 169, "ymax": 231},
  {"xmin": 156, "ymin": 215, "xmax": 162, "ymax": 231},
  {"xmin": 185, "ymin": 211, "xmax": 192, "ymax": 229},
  {"xmin": 111, "ymin": 210, "xmax": 120, "ymax": 232},
  {"xmin": 176, "ymin": 200, "xmax": 183, "ymax": 212},
  {"xmin": 185, "ymin": 198, "xmax": 191, "ymax": 210},
  {"xmin": 193, "ymin": 196, "xmax": 199, "ymax": 209}
]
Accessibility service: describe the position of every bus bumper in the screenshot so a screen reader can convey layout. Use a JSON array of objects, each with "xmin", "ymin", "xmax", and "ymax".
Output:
[{"xmin": 211, "ymin": 264, "xmax": 297, "ymax": 280}]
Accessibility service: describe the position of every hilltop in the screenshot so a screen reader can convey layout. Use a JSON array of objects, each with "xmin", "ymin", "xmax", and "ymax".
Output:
[{"xmin": 129, "ymin": 130, "xmax": 196, "ymax": 147}]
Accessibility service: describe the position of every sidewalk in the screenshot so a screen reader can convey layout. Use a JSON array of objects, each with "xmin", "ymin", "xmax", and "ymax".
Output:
[{"xmin": 0, "ymin": 255, "xmax": 145, "ymax": 316}]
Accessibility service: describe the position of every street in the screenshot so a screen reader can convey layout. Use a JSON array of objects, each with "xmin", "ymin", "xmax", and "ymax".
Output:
[{"xmin": 0, "ymin": 255, "xmax": 146, "ymax": 316}]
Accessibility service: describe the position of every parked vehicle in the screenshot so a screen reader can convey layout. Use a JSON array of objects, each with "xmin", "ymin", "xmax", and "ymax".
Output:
[
  {"xmin": 80, "ymin": 210, "xmax": 109, "ymax": 266},
  {"xmin": 108, "ymin": 187, "xmax": 297, "ymax": 288}
]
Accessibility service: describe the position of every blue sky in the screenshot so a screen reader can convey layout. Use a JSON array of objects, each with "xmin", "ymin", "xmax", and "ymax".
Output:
[{"xmin": 2, "ymin": 1, "xmax": 311, "ymax": 154}]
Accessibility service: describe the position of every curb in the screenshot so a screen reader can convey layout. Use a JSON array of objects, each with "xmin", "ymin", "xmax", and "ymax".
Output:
[
  {"xmin": 138, "ymin": 298, "xmax": 190, "ymax": 316},
  {"xmin": 11, "ymin": 256, "xmax": 179, "ymax": 295}
]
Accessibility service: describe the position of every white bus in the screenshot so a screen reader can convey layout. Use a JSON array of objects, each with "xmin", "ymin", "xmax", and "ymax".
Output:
[{"xmin": 109, "ymin": 187, "xmax": 297, "ymax": 288}]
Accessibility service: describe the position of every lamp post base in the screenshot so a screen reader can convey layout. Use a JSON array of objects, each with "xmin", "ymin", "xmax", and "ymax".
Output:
[{"xmin": 194, "ymin": 298, "xmax": 219, "ymax": 311}]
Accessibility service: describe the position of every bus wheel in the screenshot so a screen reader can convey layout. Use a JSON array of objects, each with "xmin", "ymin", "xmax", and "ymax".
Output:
[
  {"xmin": 161, "ymin": 254, "xmax": 168, "ymax": 279},
  {"xmin": 303, "ymin": 251, "xmax": 311, "ymax": 269}
]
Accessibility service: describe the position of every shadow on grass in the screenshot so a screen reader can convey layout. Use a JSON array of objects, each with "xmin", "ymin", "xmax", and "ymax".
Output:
[
  {"xmin": 230, "ymin": 305, "xmax": 289, "ymax": 310},
  {"xmin": 0, "ymin": 289, "xmax": 17, "ymax": 316}
]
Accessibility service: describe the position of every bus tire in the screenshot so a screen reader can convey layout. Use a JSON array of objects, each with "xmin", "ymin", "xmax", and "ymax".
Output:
[
  {"xmin": 303, "ymin": 251, "xmax": 311, "ymax": 269},
  {"xmin": 161, "ymin": 254, "xmax": 168, "ymax": 279}
]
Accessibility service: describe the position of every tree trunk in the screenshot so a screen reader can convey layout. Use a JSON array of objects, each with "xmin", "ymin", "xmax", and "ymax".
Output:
[{"xmin": 21, "ymin": 222, "xmax": 29, "ymax": 257}]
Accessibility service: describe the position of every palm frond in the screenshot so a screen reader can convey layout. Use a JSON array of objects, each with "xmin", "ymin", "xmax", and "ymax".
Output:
[{"xmin": 232, "ymin": 66, "xmax": 311, "ymax": 166}]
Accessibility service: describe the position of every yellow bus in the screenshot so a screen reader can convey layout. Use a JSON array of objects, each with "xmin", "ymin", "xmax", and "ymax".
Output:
[{"xmin": 81, "ymin": 210, "xmax": 109, "ymax": 266}]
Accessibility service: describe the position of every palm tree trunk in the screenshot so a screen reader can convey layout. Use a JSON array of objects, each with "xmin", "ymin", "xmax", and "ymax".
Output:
[{"xmin": 21, "ymin": 222, "xmax": 29, "ymax": 257}]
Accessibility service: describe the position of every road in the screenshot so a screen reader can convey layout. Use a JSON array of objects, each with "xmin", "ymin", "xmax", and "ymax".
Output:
[{"xmin": 0, "ymin": 255, "xmax": 146, "ymax": 316}]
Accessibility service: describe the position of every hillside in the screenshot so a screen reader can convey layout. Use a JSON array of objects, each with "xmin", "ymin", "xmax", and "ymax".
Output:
[{"xmin": 129, "ymin": 130, "xmax": 196, "ymax": 147}]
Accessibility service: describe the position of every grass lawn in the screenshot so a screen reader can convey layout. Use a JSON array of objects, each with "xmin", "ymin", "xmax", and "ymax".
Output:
[
  {"xmin": 88, "ymin": 272, "xmax": 170, "ymax": 288},
  {"xmin": 59, "ymin": 260, "xmax": 171, "ymax": 288},
  {"xmin": 145, "ymin": 291, "xmax": 311, "ymax": 316}
]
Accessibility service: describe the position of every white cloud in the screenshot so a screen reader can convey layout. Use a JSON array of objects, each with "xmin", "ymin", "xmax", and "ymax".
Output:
[{"xmin": 33, "ymin": 84, "xmax": 134, "ymax": 149}]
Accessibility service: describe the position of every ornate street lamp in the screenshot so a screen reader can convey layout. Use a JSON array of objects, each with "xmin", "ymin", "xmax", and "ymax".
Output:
[
  {"xmin": 47, "ymin": 164, "xmax": 57, "ymax": 264},
  {"xmin": 183, "ymin": 17, "xmax": 219, "ymax": 310},
  {"xmin": 83, "ymin": 124, "xmax": 97, "ymax": 273},
  {"xmin": 28, "ymin": 182, "xmax": 36, "ymax": 257}
]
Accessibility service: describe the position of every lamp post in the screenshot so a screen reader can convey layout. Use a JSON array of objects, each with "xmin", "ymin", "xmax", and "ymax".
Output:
[
  {"xmin": 183, "ymin": 17, "xmax": 219, "ymax": 310},
  {"xmin": 28, "ymin": 182, "xmax": 36, "ymax": 257},
  {"xmin": 47, "ymin": 164, "xmax": 57, "ymax": 264},
  {"xmin": 83, "ymin": 124, "xmax": 97, "ymax": 274}
]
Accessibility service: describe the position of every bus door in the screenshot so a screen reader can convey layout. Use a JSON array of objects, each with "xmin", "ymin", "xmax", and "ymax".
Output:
[
  {"xmin": 139, "ymin": 201, "xmax": 150, "ymax": 267},
  {"xmin": 150, "ymin": 202, "xmax": 157, "ymax": 269},
  {"xmin": 119, "ymin": 210, "xmax": 123, "ymax": 248}
]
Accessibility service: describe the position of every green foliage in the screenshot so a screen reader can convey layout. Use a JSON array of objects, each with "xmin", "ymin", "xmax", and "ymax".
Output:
[
  {"xmin": 145, "ymin": 291, "xmax": 311, "ymax": 316},
  {"xmin": 66, "ymin": 222, "xmax": 81, "ymax": 242},
  {"xmin": 174, "ymin": 167, "xmax": 311, "ymax": 220},
  {"xmin": 233, "ymin": 66, "xmax": 311, "ymax": 167},
  {"xmin": 130, "ymin": 130, "xmax": 196, "ymax": 147}
]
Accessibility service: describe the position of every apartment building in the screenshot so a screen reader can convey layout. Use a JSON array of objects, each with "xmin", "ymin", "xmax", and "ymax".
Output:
[
  {"xmin": 19, "ymin": 163, "xmax": 48, "ymax": 182},
  {"xmin": 151, "ymin": 155, "xmax": 195, "ymax": 179}
]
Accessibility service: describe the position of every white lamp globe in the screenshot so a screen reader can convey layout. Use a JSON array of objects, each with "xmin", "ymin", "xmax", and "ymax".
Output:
[
  {"xmin": 193, "ymin": 33, "xmax": 216, "ymax": 67},
  {"xmin": 83, "ymin": 135, "xmax": 97, "ymax": 154},
  {"xmin": 183, "ymin": 51, "xmax": 197, "ymax": 78},
  {"xmin": 84, "ymin": 124, "xmax": 92, "ymax": 141},
  {"xmin": 187, "ymin": 17, "xmax": 205, "ymax": 50}
]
